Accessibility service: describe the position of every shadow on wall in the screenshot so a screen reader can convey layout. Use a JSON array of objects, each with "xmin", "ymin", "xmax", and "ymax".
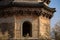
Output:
[
  {"xmin": 0, "ymin": 0, "xmax": 14, "ymax": 6},
  {"xmin": 0, "ymin": 23, "xmax": 14, "ymax": 40}
]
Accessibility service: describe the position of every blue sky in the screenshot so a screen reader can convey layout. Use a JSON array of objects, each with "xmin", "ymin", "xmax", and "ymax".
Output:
[{"xmin": 49, "ymin": 0, "xmax": 60, "ymax": 27}]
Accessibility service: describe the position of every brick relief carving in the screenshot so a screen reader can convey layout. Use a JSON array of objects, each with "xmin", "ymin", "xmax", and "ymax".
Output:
[{"xmin": 0, "ymin": 7, "xmax": 42, "ymax": 17}]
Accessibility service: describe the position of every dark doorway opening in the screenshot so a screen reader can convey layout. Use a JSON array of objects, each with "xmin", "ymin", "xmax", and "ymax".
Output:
[{"xmin": 22, "ymin": 21, "xmax": 32, "ymax": 37}]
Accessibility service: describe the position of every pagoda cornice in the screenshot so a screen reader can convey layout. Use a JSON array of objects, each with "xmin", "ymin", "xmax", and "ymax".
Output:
[
  {"xmin": 0, "ymin": 7, "xmax": 53, "ymax": 19},
  {"xmin": 0, "ymin": 2, "xmax": 56, "ymax": 12}
]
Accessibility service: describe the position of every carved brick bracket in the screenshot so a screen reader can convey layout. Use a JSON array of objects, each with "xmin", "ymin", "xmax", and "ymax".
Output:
[
  {"xmin": 41, "ymin": 12, "xmax": 52, "ymax": 19},
  {"xmin": 0, "ymin": 7, "xmax": 52, "ymax": 19},
  {"xmin": 0, "ymin": 7, "xmax": 42, "ymax": 17}
]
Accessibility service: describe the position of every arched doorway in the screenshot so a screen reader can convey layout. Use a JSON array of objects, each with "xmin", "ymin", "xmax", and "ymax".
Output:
[{"xmin": 22, "ymin": 21, "xmax": 32, "ymax": 37}]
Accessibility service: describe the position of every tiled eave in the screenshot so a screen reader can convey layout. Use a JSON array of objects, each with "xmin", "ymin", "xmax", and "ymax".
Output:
[{"xmin": 0, "ymin": 2, "xmax": 56, "ymax": 12}]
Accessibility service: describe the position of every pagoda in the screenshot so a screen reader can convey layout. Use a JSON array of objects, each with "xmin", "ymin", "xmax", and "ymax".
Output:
[{"xmin": 0, "ymin": 0, "xmax": 55, "ymax": 40}]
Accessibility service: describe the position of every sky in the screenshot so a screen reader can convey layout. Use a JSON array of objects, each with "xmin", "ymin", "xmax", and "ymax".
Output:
[{"xmin": 49, "ymin": 0, "xmax": 60, "ymax": 27}]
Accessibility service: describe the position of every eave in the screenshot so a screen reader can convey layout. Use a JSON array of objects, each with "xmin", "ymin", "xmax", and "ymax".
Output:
[{"xmin": 0, "ymin": 2, "xmax": 56, "ymax": 12}]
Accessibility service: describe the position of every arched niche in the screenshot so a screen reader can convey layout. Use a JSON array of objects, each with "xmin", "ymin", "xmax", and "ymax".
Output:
[{"xmin": 22, "ymin": 21, "xmax": 32, "ymax": 37}]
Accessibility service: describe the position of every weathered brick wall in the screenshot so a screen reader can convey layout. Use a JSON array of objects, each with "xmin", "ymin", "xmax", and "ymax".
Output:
[
  {"xmin": 0, "ymin": 14, "xmax": 51, "ymax": 40},
  {"xmin": 39, "ymin": 16, "xmax": 50, "ymax": 40},
  {"xmin": 0, "ymin": 7, "xmax": 51, "ymax": 40},
  {"xmin": 0, "ymin": 16, "xmax": 15, "ymax": 39},
  {"xmin": 14, "ymin": 15, "xmax": 39, "ymax": 39}
]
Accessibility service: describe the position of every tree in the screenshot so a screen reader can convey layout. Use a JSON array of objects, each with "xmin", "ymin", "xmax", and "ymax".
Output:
[{"xmin": 52, "ymin": 21, "xmax": 60, "ymax": 40}]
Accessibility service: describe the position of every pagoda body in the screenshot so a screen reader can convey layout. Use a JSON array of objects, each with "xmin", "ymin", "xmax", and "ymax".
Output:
[{"xmin": 0, "ymin": 0, "xmax": 55, "ymax": 40}]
